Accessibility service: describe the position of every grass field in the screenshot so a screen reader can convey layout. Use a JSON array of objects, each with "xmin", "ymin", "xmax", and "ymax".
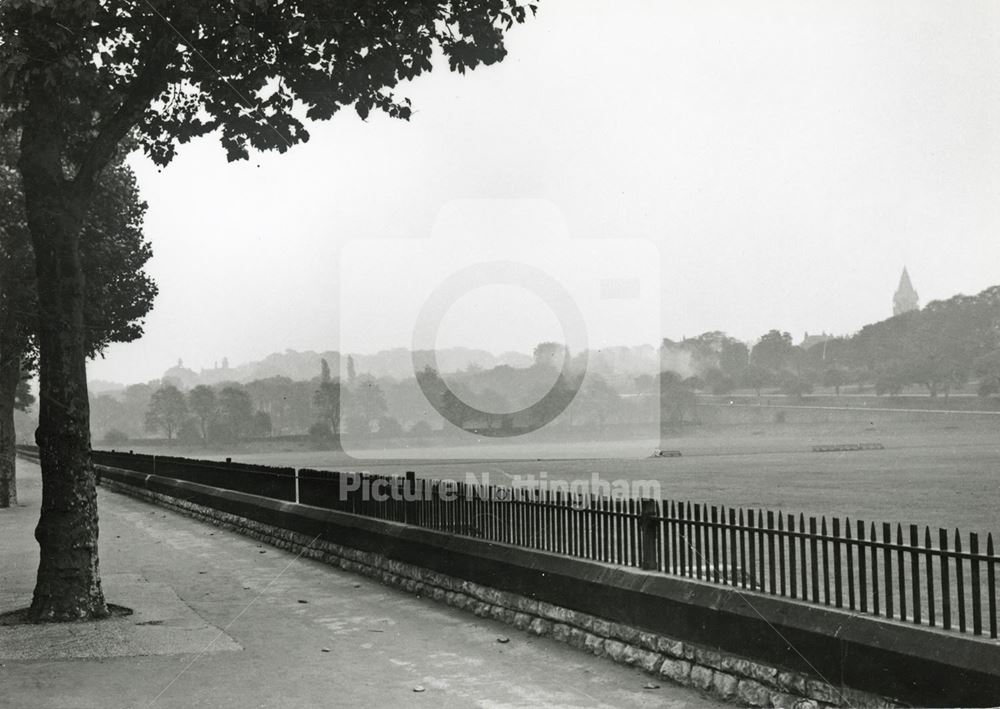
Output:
[{"xmin": 123, "ymin": 414, "xmax": 1000, "ymax": 536}]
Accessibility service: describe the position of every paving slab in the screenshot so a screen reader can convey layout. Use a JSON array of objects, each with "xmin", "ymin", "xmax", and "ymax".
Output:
[
  {"xmin": 0, "ymin": 573, "xmax": 241, "ymax": 660},
  {"xmin": 0, "ymin": 460, "xmax": 723, "ymax": 709}
]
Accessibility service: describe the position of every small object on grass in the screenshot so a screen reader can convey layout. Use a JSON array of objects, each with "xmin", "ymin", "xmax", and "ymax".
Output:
[
  {"xmin": 297, "ymin": 599, "xmax": 308, "ymax": 604},
  {"xmin": 259, "ymin": 550, "xmax": 266, "ymax": 554},
  {"xmin": 650, "ymin": 448, "xmax": 681, "ymax": 458},
  {"xmin": 352, "ymin": 583, "xmax": 361, "ymax": 588},
  {"xmin": 321, "ymin": 647, "xmax": 331, "ymax": 653},
  {"xmin": 496, "ymin": 636, "xmax": 510, "ymax": 644},
  {"xmin": 643, "ymin": 682, "xmax": 660, "ymax": 690},
  {"xmin": 413, "ymin": 686, "xmax": 425, "ymax": 693}
]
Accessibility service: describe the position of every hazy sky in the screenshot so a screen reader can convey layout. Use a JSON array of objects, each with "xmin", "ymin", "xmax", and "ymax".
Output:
[{"xmin": 89, "ymin": 0, "xmax": 1000, "ymax": 385}]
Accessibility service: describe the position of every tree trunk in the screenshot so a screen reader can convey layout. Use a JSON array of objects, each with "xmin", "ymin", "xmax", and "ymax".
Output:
[
  {"xmin": 0, "ymin": 335, "xmax": 20, "ymax": 508},
  {"xmin": 19, "ymin": 86, "xmax": 108, "ymax": 622}
]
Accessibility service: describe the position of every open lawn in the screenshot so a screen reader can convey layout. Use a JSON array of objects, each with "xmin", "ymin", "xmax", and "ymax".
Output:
[{"xmin": 125, "ymin": 416, "xmax": 1000, "ymax": 536}]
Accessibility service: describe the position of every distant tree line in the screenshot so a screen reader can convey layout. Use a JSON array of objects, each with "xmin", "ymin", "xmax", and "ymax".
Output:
[
  {"xmin": 91, "ymin": 284, "xmax": 1000, "ymax": 446},
  {"xmin": 658, "ymin": 284, "xmax": 1000, "ymax": 404}
]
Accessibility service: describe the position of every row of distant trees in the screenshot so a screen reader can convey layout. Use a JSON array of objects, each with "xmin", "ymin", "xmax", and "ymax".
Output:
[
  {"xmin": 98, "ymin": 349, "xmax": 657, "ymax": 444},
  {"xmin": 94, "ymin": 286, "xmax": 1000, "ymax": 445},
  {"xmin": 660, "ymin": 285, "xmax": 1000, "ymax": 400},
  {"xmin": 132, "ymin": 384, "xmax": 273, "ymax": 444}
]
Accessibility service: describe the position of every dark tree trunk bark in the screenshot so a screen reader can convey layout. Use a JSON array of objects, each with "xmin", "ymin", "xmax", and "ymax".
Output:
[
  {"xmin": 19, "ymin": 84, "xmax": 108, "ymax": 622},
  {"xmin": 0, "ymin": 334, "xmax": 20, "ymax": 508}
]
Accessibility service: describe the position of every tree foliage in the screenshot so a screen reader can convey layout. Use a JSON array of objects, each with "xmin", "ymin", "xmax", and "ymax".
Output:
[
  {"xmin": 144, "ymin": 384, "xmax": 188, "ymax": 439},
  {"xmin": 1, "ymin": 0, "xmax": 537, "ymax": 169},
  {"xmin": 313, "ymin": 358, "xmax": 344, "ymax": 435},
  {"xmin": 0, "ymin": 130, "xmax": 156, "ymax": 366},
  {"xmin": 215, "ymin": 386, "xmax": 255, "ymax": 441},
  {"xmin": 187, "ymin": 385, "xmax": 217, "ymax": 442}
]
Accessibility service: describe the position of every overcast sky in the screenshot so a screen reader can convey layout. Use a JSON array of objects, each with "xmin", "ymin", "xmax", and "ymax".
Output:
[{"xmin": 88, "ymin": 0, "xmax": 1000, "ymax": 385}]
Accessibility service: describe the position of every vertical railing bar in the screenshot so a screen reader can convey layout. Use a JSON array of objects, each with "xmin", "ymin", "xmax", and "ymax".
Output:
[
  {"xmin": 833, "ymin": 517, "xmax": 843, "ymax": 609},
  {"xmin": 971, "ymin": 532, "xmax": 982, "ymax": 636},
  {"xmin": 767, "ymin": 510, "xmax": 777, "ymax": 594},
  {"xmin": 896, "ymin": 524, "xmax": 907, "ymax": 622},
  {"xmin": 625, "ymin": 496, "xmax": 633, "ymax": 565},
  {"xmin": 871, "ymin": 523, "xmax": 881, "ymax": 617},
  {"xmin": 621, "ymin": 495, "xmax": 627, "ymax": 564},
  {"xmin": 845, "ymin": 518, "xmax": 856, "ymax": 611},
  {"xmin": 567, "ymin": 490, "xmax": 574, "ymax": 557},
  {"xmin": 883, "ymin": 523, "xmax": 894, "ymax": 620},
  {"xmin": 778, "ymin": 512, "xmax": 787, "ymax": 597},
  {"xmin": 589, "ymin": 493, "xmax": 598, "ymax": 561},
  {"xmin": 545, "ymin": 489, "xmax": 553, "ymax": 553},
  {"xmin": 611, "ymin": 495, "xmax": 620, "ymax": 563},
  {"xmin": 631, "ymin": 497, "xmax": 640, "ymax": 567},
  {"xmin": 684, "ymin": 502, "xmax": 693, "ymax": 578},
  {"xmin": 519, "ymin": 486, "xmax": 533, "ymax": 548},
  {"xmin": 669, "ymin": 501, "xmax": 678, "ymax": 574},
  {"xmin": 729, "ymin": 508, "xmax": 738, "ymax": 587},
  {"xmin": 924, "ymin": 527, "xmax": 935, "ymax": 628},
  {"xmin": 655, "ymin": 499, "xmax": 664, "ymax": 572},
  {"xmin": 788, "ymin": 514, "xmax": 797, "ymax": 599},
  {"xmin": 630, "ymin": 496, "xmax": 638, "ymax": 567},
  {"xmin": 821, "ymin": 517, "xmax": 831, "ymax": 606},
  {"xmin": 678, "ymin": 499, "xmax": 687, "ymax": 575},
  {"xmin": 987, "ymin": 533, "xmax": 997, "ymax": 639},
  {"xmin": 739, "ymin": 508, "xmax": 747, "ymax": 588},
  {"xmin": 694, "ymin": 504, "xmax": 703, "ymax": 580},
  {"xmin": 910, "ymin": 525, "xmax": 921, "ymax": 625},
  {"xmin": 711, "ymin": 506, "xmax": 720, "ymax": 583},
  {"xmin": 941, "ymin": 528, "xmax": 952, "ymax": 631},
  {"xmin": 721, "ymin": 505, "xmax": 730, "ymax": 584},
  {"xmin": 956, "ymin": 530, "xmax": 967, "ymax": 633},
  {"xmin": 799, "ymin": 514, "xmax": 808, "ymax": 601},
  {"xmin": 602, "ymin": 492, "xmax": 609, "ymax": 562},
  {"xmin": 757, "ymin": 508, "xmax": 766, "ymax": 592},
  {"xmin": 589, "ymin": 493, "xmax": 597, "ymax": 561},
  {"xmin": 809, "ymin": 517, "xmax": 820, "ymax": 603}
]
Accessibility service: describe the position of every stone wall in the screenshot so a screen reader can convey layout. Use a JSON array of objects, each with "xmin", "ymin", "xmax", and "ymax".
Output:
[{"xmin": 99, "ymin": 473, "xmax": 900, "ymax": 709}]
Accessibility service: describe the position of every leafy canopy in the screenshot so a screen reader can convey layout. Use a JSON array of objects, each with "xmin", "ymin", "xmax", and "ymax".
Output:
[
  {"xmin": 0, "ymin": 128, "xmax": 157, "ymax": 367},
  {"xmin": 1, "ymin": 0, "xmax": 537, "ymax": 179}
]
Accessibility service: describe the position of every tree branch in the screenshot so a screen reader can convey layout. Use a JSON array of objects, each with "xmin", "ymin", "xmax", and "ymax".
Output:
[{"xmin": 71, "ymin": 37, "xmax": 174, "ymax": 199}]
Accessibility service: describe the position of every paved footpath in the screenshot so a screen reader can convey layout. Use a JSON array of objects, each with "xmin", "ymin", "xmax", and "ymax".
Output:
[{"xmin": 0, "ymin": 461, "xmax": 723, "ymax": 709}]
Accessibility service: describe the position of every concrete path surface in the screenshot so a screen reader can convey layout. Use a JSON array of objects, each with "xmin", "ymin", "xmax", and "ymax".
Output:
[{"xmin": 0, "ymin": 461, "xmax": 723, "ymax": 709}]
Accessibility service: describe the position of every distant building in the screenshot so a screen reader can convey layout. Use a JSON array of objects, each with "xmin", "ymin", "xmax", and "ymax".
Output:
[
  {"xmin": 800, "ymin": 331, "xmax": 832, "ymax": 350},
  {"xmin": 893, "ymin": 267, "xmax": 919, "ymax": 316}
]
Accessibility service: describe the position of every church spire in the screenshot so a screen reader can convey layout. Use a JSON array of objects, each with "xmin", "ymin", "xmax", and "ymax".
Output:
[{"xmin": 893, "ymin": 267, "xmax": 919, "ymax": 316}]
